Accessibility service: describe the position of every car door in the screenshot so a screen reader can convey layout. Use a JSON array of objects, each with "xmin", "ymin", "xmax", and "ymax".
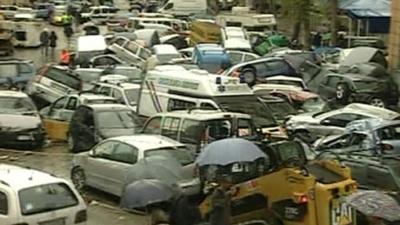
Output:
[
  {"xmin": 318, "ymin": 75, "xmax": 342, "ymax": 100},
  {"xmin": 85, "ymin": 140, "xmax": 118, "ymax": 191},
  {"xmin": 42, "ymin": 96, "xmax": 69, "ymax": 140},
  {"xmin": 312, "ymin": 113, "xmax": 368, "ymax": 136}
]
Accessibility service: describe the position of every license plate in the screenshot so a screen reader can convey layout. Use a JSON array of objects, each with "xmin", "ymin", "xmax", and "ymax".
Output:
[
  {"xmin": 331, "ymin": 199, "xmax": 353, "ymax": 225},
  {"xmin": 17, "ymin": 135, "xmax": 32, "ymax": 141},
  {"xmin": 40, "ymin": 218, "xmax": 65, "ymax": 225}
]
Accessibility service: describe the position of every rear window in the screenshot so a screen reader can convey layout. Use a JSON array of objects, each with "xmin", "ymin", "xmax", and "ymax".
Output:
[
  {"xmin": 46, "ymin": 68, "xmax": 81, "ymax": 90},
  {"xmin": 144, "ymin": 146, "xmax": 194, "ymax": 166},
  {"xmin": 19, "ymin": 182, "xmax": 79, "ymax": 215},
  {"xmin": 0, "ymin": 64, "xmax": 17, "ymax": 77}
]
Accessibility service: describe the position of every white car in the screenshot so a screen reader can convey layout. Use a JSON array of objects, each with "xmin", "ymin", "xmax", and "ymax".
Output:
[
  {"xmin": 92, "ymin": 81, "xmax": 140, "ymax": 112},
  {"xmin": 0, "ymin": 164, "xmax": 87, "ymax": 225},
  {"xmin": 71, "ymin": 135, "xmax": 196, "ymax": 196},
  {"xmin": 285, "ymin": 103, "xmax": 400, "ymax": 142},
  {"xmin": 221, "ymin": 27, "xmax": 252, "ymax": 52}
]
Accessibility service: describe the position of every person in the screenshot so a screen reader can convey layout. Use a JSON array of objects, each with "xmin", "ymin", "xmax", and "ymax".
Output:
[
  {"xmin": 59, "ymin": 49, "xmax": 70, "ymax": 66},
  {"xmin": 312, "ymin": 32, "xmax": 322, "ymax": 49},
  {"xmin": 169, "ymin": 194, "xmax": 202, "ymax": 225},
  {"xmin": 39, "ymin": 28, "xmax": 50, "ymax": 58},
  {"xmin": 49, "ymin": 31, "xmax": 58, "ymax": 60},
  {"xmin": 209, "ymin": 175, "xmax": 232, "ymax": 225}
]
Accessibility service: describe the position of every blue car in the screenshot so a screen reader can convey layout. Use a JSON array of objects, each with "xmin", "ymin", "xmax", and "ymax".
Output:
[
  {"xmin": 192, "ymin": 44, "xmax": 231, "ymax": 73},
  {"xmin": 0, "ymin": 59, "xmax": 35, "ymax": 89}
]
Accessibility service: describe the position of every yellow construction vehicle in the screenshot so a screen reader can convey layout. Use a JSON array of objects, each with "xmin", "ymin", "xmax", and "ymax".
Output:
[{"xmin": 199, "ymin": 141, "xmax": 357, "ymax": 225}]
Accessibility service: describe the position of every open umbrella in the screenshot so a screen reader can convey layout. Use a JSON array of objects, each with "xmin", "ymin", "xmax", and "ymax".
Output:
[
  {"xmin": 196, "ymin": 138, "xmax": 267, "ymax": 166},
  {"xmin": 346, "ymin": 190, "xmax": 400, "ymax": 222},
  {"xmin": 120, "ymin": 179, "xmax": 176, "ymax": 209}
]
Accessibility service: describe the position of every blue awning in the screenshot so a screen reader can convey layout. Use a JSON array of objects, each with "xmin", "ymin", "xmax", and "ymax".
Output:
[{"xmin": 339, "ymin": 0, "xmax": 390, "ymax": 18}]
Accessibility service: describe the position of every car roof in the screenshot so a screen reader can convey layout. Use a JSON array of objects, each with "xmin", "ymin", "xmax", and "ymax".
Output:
[
  {"xmin": 0, "ymin": 164, "xmax": 66, "ymax": 191},
  {"xmin": 108, "ymin": 134, "xmax": 185, "ymax": 151},
  {"xmin": 341, "ymin": 103, "xmax": 400, "ymax": 120},
  {"xmin": 155, "ymin": 109, "xmax": 252, "ymax": 120},
  {"xmin": 0, "ymin": 90, "xmax": 29, "ymax": 98},
  {"xmin": 70, "ymin": 92, "xmax": 116, "ymax": 101},
  {"xmin": 82, "ymin": 103, "xmax": 131, "ymax": 111},
  {"xmin": 97, "ymin": 82, "xmax": 141, "ymax": 89},
  {"xmin": 266, "ymin": 75, "xmax": 304, "ymax": 82}
]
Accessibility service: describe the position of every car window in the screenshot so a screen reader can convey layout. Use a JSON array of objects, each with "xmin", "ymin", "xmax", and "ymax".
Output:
[
  {"xmin": 0, "ymin": 64, "xmax": 17, "ymax": 77},
  {"xmin": 377, "ymin": 125, "xmax": 400, "ymax": 140},
  {"xmin": 167, "ymin": 99, "xmax": 196, "ymax": 111},
  {"xmin": 110, "ymin": 143, "xmax": 138, "ymax": 164},
  {"xmin": 367, "ymin": 165, "xmax": 399, "ymax": 191},
  {"xmin": 264, "ymin": 60, "xmax": 290, "ymax": 77},
  {"xmin": 45, "ymin": 68, "xmax": 81, "ymax": 90},
  {"xmin": 229, "ymin": 52, "xmax": 243, "ymax": 65},
  {"xmin": 93, "ymin": 57, "xmax": 118, "ymax": 66},
  {"xmin": 49, "ymin": 96, "xmax": 68, "ymax": 117},
  {"xmin": 161, "ymin": 117, "xmax": 181, "ymax": 139},
  {"xmin": 65, "ymin": 97, "xmax": 78, "ymax": 110},
  {"xmin": 94, "ymin": 141, "xmax": 118, "ymax": 159},
  {"xmin": 180, "ymin": 119, "xmax": 202, "ymax": 144},
  {"xmin": 19, "ymin": 183, "xmax": 78, "ymax": 216},
  {"xmin": 0, "ymin": 191, "xmax": 7, "ymax": 215},
  {"xmin": 323, "ymin": 113, "xmax": 368, "ymax": 127},
  {"xmin": 200, "ymin": 102, "xmax": 217, "ymax": 110},
  {"xmin": 18, "ymin": 63, "xmax": 32, "ymax": 73},
  {"xmin": 99, "ymin": 86, "xmax": 112, "ymax": 96},
  {"xmin": 93, "ymin": 9, "xmax": 100, "ymax": 14},
  {"xmin": 112, "ymin": 89, "xmax": 125, "ymax": 104},
  {"xmin": 237, "ymin": 119, "xmax": 254, "ymax": 137},
  {"xmin": 143, "ymin": 117, "xmax": 162, "ymax": 134},
  {"xmin": 114, "ymin": 38, "xmax": 126, "ymax": 46},
  {"xmin": 326, "ymin": 76, "xmax": 342, "ymax": 87},
  {"xmin": 244, "ymin": 54, "xmax": 257, "ymax": 62}
]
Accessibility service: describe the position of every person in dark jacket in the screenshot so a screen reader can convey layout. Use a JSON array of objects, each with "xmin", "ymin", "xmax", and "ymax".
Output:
[
  {"xmin": 49, "ymin": 31, "xmax": 58, "ymax": 61},
  {"xmin": 39, "ymin": 28, "xmax": 49, "ymax": 58},
  {"xmin": 209, "ymin": 175, "xmax": 232, "ymax": 225},
  {"xmin": 169, "ymin": 194, "xmax": 202, "ymax": 225}
]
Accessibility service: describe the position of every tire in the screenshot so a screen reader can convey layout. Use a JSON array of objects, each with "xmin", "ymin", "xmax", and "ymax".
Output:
[
  {"xmin": 369, "ymin": 97, "xmax": 386, "ymax": 108},
  {"xmin": 335, "ymin": 83, "xmax": 350, "ymax": 103},
  {"xmin": 71, "ymin": 167, "xmax": 86, "ymax": 191},
  {"xmin": 241, "ymin": 68, "xmax": 256, "ymax": 86}
]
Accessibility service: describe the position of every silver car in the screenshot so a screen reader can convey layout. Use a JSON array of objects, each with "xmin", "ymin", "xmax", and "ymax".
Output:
[
  {"xmin": 71, "ymin": 134, "xmax": 197, "ymax": 197},
  {"xmin": 285, "ymin": 103, "xmax": 400, "ymax": 143}
]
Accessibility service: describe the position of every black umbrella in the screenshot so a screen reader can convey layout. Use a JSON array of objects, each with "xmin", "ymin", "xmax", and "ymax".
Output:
[{"xmin": 120, "ymin": 179, "xmax": 175, "ymax": 209}]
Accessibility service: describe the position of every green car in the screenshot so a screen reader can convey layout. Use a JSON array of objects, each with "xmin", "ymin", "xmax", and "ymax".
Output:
[{"xmin": 254, "ymin": 34, "xmax": 290, "ymax": 55}]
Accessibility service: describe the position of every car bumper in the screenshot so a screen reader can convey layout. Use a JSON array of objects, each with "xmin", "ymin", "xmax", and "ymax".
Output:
[{"xmin": 0, "ymin": 130, "xmax": 45, "ymax": 149}]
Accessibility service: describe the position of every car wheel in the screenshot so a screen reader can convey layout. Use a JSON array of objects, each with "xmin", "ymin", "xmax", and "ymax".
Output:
[
  {"xmin": 336, "ymin": 83, "xmax": 350, "ymax": 102},
  {"xmin": 241, "ymin": 69, "xmax": 256, "ymax": 86},
  {"xmin": 71, "ymin": 167, "xmax": 86, "ymax": 191},
  {"xmin": 369, "ymin": 97, "xmax": 386, "ymax": 108}
]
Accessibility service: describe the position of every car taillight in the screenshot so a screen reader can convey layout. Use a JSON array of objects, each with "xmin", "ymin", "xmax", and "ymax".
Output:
[
  {"xmin": 293, "ymin": 194, "xmax": 308, "ymax": 204},
  {"xmin": 75, "ymin": 209, "xmax": 87, "ymax": 223}
]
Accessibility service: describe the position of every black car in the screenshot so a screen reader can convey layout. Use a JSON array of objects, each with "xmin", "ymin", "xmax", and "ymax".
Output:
[
  {"xmin": 317, "ymin": 73, "xmax": 398, "ymax": 108},
  {"xmin": 68, "ymin": 104, "xmax": 143, "ymax": 152}
]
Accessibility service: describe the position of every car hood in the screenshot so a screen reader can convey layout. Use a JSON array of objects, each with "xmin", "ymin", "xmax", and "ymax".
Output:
[
  {"xmin": 340, "ymin": 47, "xmax": 379, "ymax": 67},
  {"xmin": 99, "ymin": 128, "xmax": 136, "ymax": 138},
  {"xmin": 0, "ymin": 114, "xmax": 41, "ymax": 131},
  {"xmin": 287, "ymin": 112, "xmax": 317, "ymax": 124}
]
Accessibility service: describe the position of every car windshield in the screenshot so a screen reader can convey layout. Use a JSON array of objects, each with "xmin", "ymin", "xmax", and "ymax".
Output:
[
  {"xmin": 124, "ymin": 88, "xmax": 139, "ymax": 105},
  {"xmin": 144, "ymin": 146, "xmax": 194, "ymax": 166},
  {"xmin": 46, "ymin": 68, "xmax": 81, "ymax": 90},
  {"xmin": 86, "ymin": 99, "xmax": 117, "ymax": 104},
  {"xmin": 302, "ymin": 97, "xmax": 328, "ymax": 113},
  {"xmin": 266, "ymin": 101, "xmax": 297, "ymax": 121},
  {"xmin": 353, "ymin": 80, "xmax": 382, "ymax": 91},
  {"xmin": 214, "ymin": 95, "xmax": 277, "ymax": 127},
  {"xmin": 97, "ymin": 110, "xmax": 141, "ymax": 129},
  {"xmin": 19, "ymin": 183, "xmax": 78, "ymax": 215},
  {"xmin": 0, "ymin": 96, "xmax": 36, "ymax": 114}
]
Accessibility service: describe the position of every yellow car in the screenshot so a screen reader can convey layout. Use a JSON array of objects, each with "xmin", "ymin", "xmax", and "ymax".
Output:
[{"xmin": 40, "ymin": 93, "xmax": 116, "ymax": 142}]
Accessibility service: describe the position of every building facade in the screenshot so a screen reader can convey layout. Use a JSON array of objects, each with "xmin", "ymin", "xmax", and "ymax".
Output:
[{"xmin": 389, "ymin": 0, "xmax": 400, "ymax": 72}]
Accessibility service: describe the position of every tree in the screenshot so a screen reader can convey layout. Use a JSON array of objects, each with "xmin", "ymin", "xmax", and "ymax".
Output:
[
  {"xmin": 281, "ymin": 0, "xmax": 312, "ymax": 49},
  {"xmin": 329, "ymin": 0, "xmax": 339, "ymax": 46}
]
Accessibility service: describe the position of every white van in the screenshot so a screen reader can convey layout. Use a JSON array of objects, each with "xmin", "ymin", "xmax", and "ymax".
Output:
[
  {"xmin": 158, "ymin": 0, "xmax": 207, "ymax": 17},
  {"xmin": 108, "ymin": 38, "xmax": 152, "ymax": 69},
  {"xmin": 138, "ymin": 65, "xmax": 285, "ymax": 137},
  {"xmin": 13, "ymin": 13, "xmax": 44, "ymax": 47},
  {"xmin": 75, "ymin": 35, "xmax": 107, "ymax": 67},
  {"xmin": 216, "ymin": 7, "xmax": 276, "ymax": 33}
]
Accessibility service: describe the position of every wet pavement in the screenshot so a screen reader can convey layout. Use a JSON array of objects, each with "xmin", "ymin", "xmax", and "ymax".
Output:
[{"xmin": 0, "ymin": 143, "xmax": 149, "ymax": 225}]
